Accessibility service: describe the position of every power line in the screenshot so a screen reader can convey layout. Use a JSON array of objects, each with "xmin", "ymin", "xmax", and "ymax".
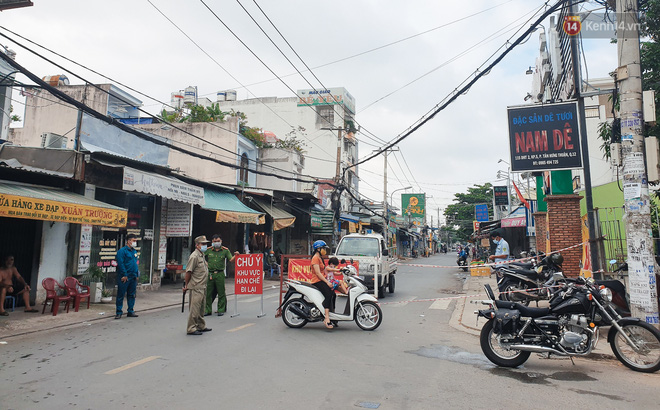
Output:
[
  {"xmin": 347, "ymin": 0, "xmax": 578, "ymax": 173},
  {"xmin": 0, "ymin": 51, "xmax": 332, "ymax": 186},
  {"xmin": 0, "ymin": 30, "xmax": 335, "ymax": 182}
]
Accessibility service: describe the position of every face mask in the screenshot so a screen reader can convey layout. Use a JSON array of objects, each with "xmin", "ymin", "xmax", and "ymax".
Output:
[
  {"xmin": 200, "ymin": 245, "xmax": 208, "ymax": 252},
  {"xmin": 213, "ymin": 242, "xmax": 222, "ymax": 249},
  {"xmin": 128, "ymin": 241, "xmax": 134, "ymax": 248},
  {"xmin": 492, "ymin": 239, "xmax": 499, "ymax": 244}
]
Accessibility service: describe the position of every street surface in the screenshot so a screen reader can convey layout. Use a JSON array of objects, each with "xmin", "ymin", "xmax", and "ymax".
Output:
[{"xmin": 1, "ymin": 253, "xmax": 659, "ymax": 409}]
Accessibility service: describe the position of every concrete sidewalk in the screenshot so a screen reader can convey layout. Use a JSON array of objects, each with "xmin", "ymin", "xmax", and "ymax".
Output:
[
  {"xmin": 0, "ymin": 276, "xmax": 284, "ymax": 340},
  {"xmin": 449, "ymin": 273, "xmax": 617, "ymax": 360}
]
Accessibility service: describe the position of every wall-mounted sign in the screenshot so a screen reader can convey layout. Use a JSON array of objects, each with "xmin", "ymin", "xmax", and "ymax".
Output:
[
  {"xmin": 493, "ymin": 186, "xmax": 509, "ymax": 206},
  {"xmin": 507, "ymin": 102, "xmax": 582, "ymax": 172},
  {"xmin": 475, "ymin": 204, "xmax": 489, "ymax": 222}
]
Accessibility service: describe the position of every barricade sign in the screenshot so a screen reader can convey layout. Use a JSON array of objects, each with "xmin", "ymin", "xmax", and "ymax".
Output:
[
  {"xmin": 289, "ymin": 258, "xmax": 359, "ymax": 288},
  {"xmin": 232, "ymin": 253, "xmax": 265, "ymax": 318},
  {"xmin": 235, "ymin": 254, "xmax": 263, "ymax": 295}
]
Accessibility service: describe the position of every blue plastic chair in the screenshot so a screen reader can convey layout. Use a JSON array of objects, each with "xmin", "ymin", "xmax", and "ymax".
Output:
[{"xmin": 4, "ymin": 296, "xmax": 15, "ymax": 312}]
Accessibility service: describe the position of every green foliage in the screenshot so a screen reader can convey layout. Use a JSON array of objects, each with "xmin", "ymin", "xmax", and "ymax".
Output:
[
  {"xmin": 641, "ymin": 0, "xmax": 660, "ymax": 138},
  {"xmin": 158, "ymin": 104, "xmax": 229, "ymax": 124},
  {"xmin": 275, "ymin": 126, "xmax": 308, "ymax": 153},
  {"xmin": 443, "ymin": 183, "xmax": 493, "ymax": 241},
  {"xmin": 9, "ymin": 105, "xmax": 20, "ymax": 122},
  {"xmin": 597, "ymin": 0, "xmax": 659, "ymax": 158},
  {"xmin": 158, "ymin": 108, "xmax": 183, "ymax": 123}
]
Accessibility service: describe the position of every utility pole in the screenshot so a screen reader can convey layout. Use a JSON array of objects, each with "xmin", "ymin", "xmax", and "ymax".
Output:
[
  {"xmin": 383, "ymin": 149, "xmax": 388, "ymax": 245},
  {"xmin": 569, "ymin": 3, "xmax": 600, "ymax": 275},
  {"xmin": 616, "ymin": 0, "xmax": 659, "ymax": 324},
  {"xmin": 335, "ymin": 128, "xmax": 342, "ymax": 181}
]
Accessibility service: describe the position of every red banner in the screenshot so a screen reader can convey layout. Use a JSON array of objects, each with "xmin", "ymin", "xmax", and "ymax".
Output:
[
  {"xmin": 288, "ymin": 259, "xmax": 358, "ymax": 284},
  {"xmin": 235, "ymin": 254, "xmax": 263, "ymax": 295}
]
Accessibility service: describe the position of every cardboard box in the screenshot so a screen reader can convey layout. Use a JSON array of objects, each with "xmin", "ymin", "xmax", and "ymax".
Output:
[{"xmin": 470, "ymin": 266, "xmax": 491, "ymax": 277}]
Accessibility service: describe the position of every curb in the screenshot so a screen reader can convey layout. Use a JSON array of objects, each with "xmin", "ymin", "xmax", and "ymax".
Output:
[{"xmin": 0, "ymin": 286, "xmax": 284, "ymax": 340}]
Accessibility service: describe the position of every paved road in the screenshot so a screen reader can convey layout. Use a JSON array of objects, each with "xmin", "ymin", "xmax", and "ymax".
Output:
[{"xmin": 1, "ymin": 253, "xmax": 659, "ymax": 409}]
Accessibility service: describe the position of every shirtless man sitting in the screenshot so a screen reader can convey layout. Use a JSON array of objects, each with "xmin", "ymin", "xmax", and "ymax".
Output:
[{"xmin": 0, "ymin": 255, "xmax": 38, "ymax": 315}]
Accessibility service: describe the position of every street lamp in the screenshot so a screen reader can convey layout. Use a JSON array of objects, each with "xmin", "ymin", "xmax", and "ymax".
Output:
[
  {"xmin": 497, "ymin": 159, "xmax": 512, "ymax": 215},
  {"xmin": 386, "ymin": 186, "xmax": 412, "ymax": 256},
  {"xmin": 390, "ymin": 186, "xmax": 413, "ymax": 210}
]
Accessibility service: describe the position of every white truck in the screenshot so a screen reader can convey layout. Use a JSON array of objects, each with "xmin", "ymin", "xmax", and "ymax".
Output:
[{"xmin": 333, "ymin": 232, "xmax": 397, "ymax": 298}]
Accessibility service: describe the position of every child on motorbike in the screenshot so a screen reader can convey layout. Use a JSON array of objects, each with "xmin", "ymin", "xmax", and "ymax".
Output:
[{"xmin": 325, "ymin": 257, "xmax": 348, "ymax": 295}]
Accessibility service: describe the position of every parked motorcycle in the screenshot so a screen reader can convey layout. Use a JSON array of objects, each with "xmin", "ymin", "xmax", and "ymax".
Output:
[
  {"xmin": 475, "ymin": 279, "xmax": 660, "ymax": 373},
  {"xmin": 279, "ymin": 265, "xmax": 383, "ymax": 331},
  {"xmin": 495, "ymin": 253, "xmax": 564, "ymax": 305}
]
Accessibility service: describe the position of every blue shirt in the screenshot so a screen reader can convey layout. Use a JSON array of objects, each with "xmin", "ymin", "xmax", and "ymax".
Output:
[
  {"xmin": 116, "ymin": 245, "xmax": 139, "ymax": 279},
  {"xmin": 495, "ymin": 239, "xmax": 511, "ymax": 260}
]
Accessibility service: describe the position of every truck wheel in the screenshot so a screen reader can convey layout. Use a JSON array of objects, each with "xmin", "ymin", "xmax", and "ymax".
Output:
[
  {"xmin": 388, "ymin": 275, "xmax": 395, "ymax": 294},
  {"xmin": 378, "ymin": 284, "xmax": 385, "ymax": 298}
]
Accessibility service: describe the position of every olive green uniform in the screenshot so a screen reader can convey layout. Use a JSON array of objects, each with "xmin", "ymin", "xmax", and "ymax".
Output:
[
  {"xmin": 205, "ymin": 247, "xmax": 232, "ymax": 315},
  {"xmin": 186, "ymin": 249, "xmax": 208, "ymax": 334}
]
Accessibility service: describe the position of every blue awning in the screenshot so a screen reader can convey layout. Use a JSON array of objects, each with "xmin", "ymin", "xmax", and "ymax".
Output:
[
  {"xmin": 202, "ymin": 189, "xmax": 263, "ymax": 225},
  {"xmin": 339, "ymin": 213, "xmax": 360, "ymax": 223}
]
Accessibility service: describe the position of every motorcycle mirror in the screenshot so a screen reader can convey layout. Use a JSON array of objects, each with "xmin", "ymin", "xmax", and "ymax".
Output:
[
  {"xmin": 609, "ymin": 259, "xmax": 617, "ymax": 266},
  {"xmin": 340, "ymin": 259, "xmax": 346, "ymax": 264}
]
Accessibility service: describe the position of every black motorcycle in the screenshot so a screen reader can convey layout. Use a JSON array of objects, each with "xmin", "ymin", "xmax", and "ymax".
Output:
[
  {"xmin": 476, "ymin": 278, "xmax": 660, "ymax": 373},
  {"xmin": 495, "ymin": 253, "xmax": 564, "ymax": 305},
  {"xmin": 457, "ymin": 253, "xmax": 468, "ymax": 272}
]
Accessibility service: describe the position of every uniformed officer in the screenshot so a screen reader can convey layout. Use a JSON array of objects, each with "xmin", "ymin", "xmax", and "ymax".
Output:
[
  {"xmin": 205, "ymin": 234, "xmax": 239, "ymax": 316},
  {"xmin": 183, "ymin": 235, "xmax": 212, "ymax": 335}
]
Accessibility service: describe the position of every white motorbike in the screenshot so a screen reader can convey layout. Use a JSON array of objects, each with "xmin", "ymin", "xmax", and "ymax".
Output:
[{"xmin": 279, "ymin": 265, "xmax": 383, "ymax": 331}]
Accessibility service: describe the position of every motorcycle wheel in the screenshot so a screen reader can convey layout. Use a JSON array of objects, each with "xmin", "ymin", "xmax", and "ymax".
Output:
[
  {"xmin": 480, "ymin": 320, "xmax": 530, "ymax": 367},
  {"xmin": 355, "ymin": 301, "xmax": 383, "ymax": 331},
  {"xmin": 499, "ymin": 279, "xmax": 530, "ymax": 307},
  {"xmin": 281, "ymin": 298, "xmax": 309, "ymax": 328},
  {"xmin": 610, "ymin": 322, "xmax": 660, "ymax": 373}
]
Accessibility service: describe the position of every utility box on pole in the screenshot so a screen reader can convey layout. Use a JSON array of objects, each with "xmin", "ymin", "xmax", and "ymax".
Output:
[{"xmin": 616, "ymin": 0, "xmax": 660, "ymax": 325}]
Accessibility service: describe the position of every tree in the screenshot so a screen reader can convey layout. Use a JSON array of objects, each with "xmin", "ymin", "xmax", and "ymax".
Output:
[
  {"xmin": 598, "ymin": 0, "xmax": 659, "ymax": 158},
  {"xmin": 443, "ymin": 183, "xmax": 493, "ymax": 241}
]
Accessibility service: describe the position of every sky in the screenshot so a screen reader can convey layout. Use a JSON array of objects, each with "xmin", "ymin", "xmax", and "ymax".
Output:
[{"xmin": 2, "ymin": 0, "xmax": 619, "ymax": 222}]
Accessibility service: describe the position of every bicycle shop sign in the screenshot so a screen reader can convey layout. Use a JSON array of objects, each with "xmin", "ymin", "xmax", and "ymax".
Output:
[{"xmin": 507, "ymin": 102, "xmax": 582, "ymax": 172}]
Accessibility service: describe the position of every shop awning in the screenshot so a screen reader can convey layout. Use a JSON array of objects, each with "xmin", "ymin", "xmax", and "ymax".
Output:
[
  {"xmin": 203, "ymin": 189, "xmax": 264, "ymax": 225},
  {"xmin": 251, "ymin": 198, "xmax": 296, "ymax": 231},
  {"xmin": 120, "ymin": 166, "xmax": 205, "ymax": 206},
  {"xmin": 339, "ymin": 213, "xmax": 360, "ymax": 223},
  {"xmin": 0, "ymin": 181, "xmax": 127, "ymax": 227},
  {"xmin": 311, "ymin": 209, "xmax": 334, "ymax": 235}
]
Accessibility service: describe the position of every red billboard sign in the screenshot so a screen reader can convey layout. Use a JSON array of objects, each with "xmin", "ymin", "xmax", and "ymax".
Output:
[
  {"xmin": 235, "ymin": 254, "xmax": 263, "ymax": 295},
  {"xmin": 288, "ymin": 259, "xmax": 358, "ymax": 284}
]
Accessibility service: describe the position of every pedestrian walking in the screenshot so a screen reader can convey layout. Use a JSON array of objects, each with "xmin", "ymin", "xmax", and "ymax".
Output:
[
  {"xmin": 184, "ymin": 236, "xmax": 212, "ymax": 335},
  {"xmin": 204, "ymin": 234, "xmax": 238, "ymax": 317},
  {"xmin": 115, "ymin": 234, "xmax": 140, "ymax": 319}
]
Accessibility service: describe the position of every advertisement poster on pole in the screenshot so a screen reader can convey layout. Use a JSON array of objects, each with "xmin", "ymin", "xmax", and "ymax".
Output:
[{"xmin": 507, "ymin": 102, "xmax": 582, "ymax": 172}]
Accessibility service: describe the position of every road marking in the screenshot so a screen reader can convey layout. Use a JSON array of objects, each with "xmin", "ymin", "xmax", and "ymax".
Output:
[
  {"xmin": 243, "ymin": 293, "xmax": 280, "ymax": 303},
  {"xmin": 227, "ymin": 323, "xmax": 255, "ymax": 332},
  {"xmin": 429, "ymin": 299, "xmax": 452, "ymax": 310},
  {"xmin": 105, "ymin": 356, "xmax": 160, "ymax": 375},
  {"xmin": 386, "ymin": 296, "xmax": 417, "ymax": 307}
]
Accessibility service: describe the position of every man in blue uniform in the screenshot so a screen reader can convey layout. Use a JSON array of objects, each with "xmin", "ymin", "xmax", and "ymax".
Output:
[
  {"xmin": 115, "ymin": 234, "xmax": 140, "ymax": 319},
  {"xmin": 489, "ymin": 231, "xmax": 511, "ymax": 263}
]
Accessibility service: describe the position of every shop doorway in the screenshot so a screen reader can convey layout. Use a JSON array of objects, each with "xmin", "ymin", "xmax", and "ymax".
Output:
[{"xmin": 0, "ymin": 217, "xmax": 40, "ymax": 307}]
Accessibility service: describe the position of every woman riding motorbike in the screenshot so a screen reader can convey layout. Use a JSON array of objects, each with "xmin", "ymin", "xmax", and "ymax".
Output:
[{"xmin": 310, "ymin": 240, "xmax": 335, "ymax": 329}]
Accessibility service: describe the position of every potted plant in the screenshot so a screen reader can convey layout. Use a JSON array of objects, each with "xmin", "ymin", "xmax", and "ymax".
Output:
[
  {"xmin": 86, "ymin": 266, "xmax": 106, "ymax": 303},
  {"xmin": 100, "ymin": 288, "xmax": 113, "ymax": 303}
]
